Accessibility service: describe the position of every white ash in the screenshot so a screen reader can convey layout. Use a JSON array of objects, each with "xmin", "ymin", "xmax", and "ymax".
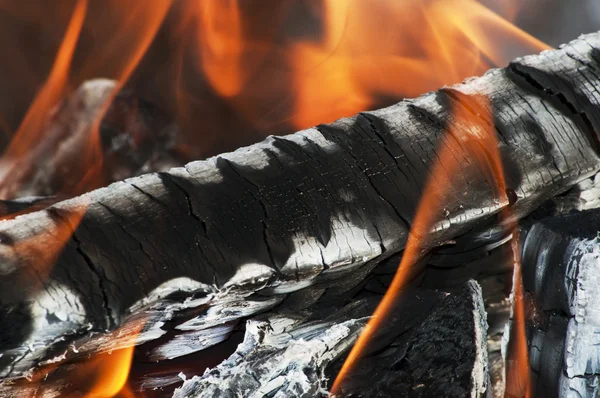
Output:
[
  {"xmin": 172, "ymin": 315, "xmax": 366, "ymax": 398},
  {"xmin": 560, "ymin": 237, "xmax": 600, "ymax": 396}
]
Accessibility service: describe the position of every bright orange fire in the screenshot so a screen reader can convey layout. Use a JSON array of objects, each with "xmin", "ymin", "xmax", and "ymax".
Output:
[
  {"xmin": 330, "ymin": 94, "xmax": 531, "ymax": 396},
  {"xmin": 0, "ymin": 0, "xmax": 550, "ymax": 394},
  {"xmin": 2, "ymin": 0, "xmax": 86, "ymax": 161},
  {"xmin": 71, "ymin": 0, "xmax": 172, "ymax": 195},
  {"xmin": 174, "ymin": 0, "xmax": 549, "ymax": 134},
  {"xmin": 1, "ymin": 0, "xmax": 550, "ymax": 194},
  {"xmin": 82, "ymin": 346, "xmax": 137, "ymax": 398}
]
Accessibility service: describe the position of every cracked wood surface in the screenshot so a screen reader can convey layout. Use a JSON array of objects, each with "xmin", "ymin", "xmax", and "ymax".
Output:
[
  {"xmin": 521, "ymin": 209, "xmax": 600, "ymax": 397},
  {"xmin": 2, "ymin": 32, "xmax": 600, "ymax": 378},
  {"xmin": 174, "ymin": 280, "xmax": 488, "ymax": 398}
]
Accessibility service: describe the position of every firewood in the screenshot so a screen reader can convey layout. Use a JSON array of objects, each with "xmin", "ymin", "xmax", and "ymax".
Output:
[
  {"xmin": 173, "ymin": 280, "xmax": 488, "ymax": 398},
  {"xmin": 519, "ymin": 209, "xmax": 600, "ymax": 397},
  {"xmin": 2, "ymin": 31, "xmax": 600, "ymax": 384}
]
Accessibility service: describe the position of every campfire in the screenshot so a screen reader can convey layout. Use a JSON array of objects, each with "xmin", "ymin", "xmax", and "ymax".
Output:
[{"xmin": 0, "ymin": 1, "xmax": 598, "ymax": 397}]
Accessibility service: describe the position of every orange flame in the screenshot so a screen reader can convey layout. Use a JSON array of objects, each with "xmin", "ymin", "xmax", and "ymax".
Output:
[
  {"xmin": 72, "ymin": 0, "xmax": 172, "ymax": 195},
  {"xmin": 194, "ymin": 0, "xmax": 244, "ymax": 99},
  {"xmin": 174, "ymin": 0, "xmax": 549, "ymax": 136},
  {"xmin": 330, "ymin": 94, "xmax": 530, "ymax": 396},
  {"xmin": 505, "ymin": 236, "xmax": 531, "ymax": 397},
  {"xmin": 82, "ymin": 346, "xmax": 137, "ymax": 398},
  {"xmin": 70, "ymin": 318, "xmax": 145, "ymax": 398},
  {"xmin": 3, "ymin": 0, "xmax": 87, "ymax": 160},
  {"xmin": 0, "ymin": 0, "xmax": 172, "ymax": 198}
]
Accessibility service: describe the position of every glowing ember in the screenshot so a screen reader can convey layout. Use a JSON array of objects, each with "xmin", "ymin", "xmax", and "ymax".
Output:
[
  {"xmin": 82, "ymin": 346, "xmax": 137, "ymax": 398},
  {"xmin": 330, "ymin": 93, "xmax": 532, "ymax": 396}
]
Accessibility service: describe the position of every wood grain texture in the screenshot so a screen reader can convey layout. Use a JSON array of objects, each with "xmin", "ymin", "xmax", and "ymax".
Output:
[
  {"xmin": 521, "ymin": 209, "xmax": 600, "ymax": 397},
  {"xmin": 173, "ymin": 280, "xmax": 488, "ymax": 398},
  {"xmin": 2, "ymin": 32, "xmax": 600, "ymax": 378}
]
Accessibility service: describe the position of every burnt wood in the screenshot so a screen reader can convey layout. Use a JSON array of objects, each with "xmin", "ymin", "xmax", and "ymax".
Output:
[
  {"xmin": 521, "ymin": 209, "xmax": 600, "ymax": 397},
  {"xmin": 173, "ymin": 280, "xmax": 488, "ymax": 398},
  {"xmin": 2, "ymin": 32, "xmax": 600, "ymax": 383}
]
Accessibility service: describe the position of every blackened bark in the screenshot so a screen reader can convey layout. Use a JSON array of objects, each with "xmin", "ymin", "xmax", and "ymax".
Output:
[
  {"xmin": 2, "ymin": 32, "xmax": 600, "ymax": 378},
  {"xmin": 521, "ymin": 209, "xmax": 600, "ymax": 397}
]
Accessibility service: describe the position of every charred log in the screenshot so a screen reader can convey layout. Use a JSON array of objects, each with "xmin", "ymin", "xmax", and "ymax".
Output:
[
  {"xmin": 2, "ymin": 32, "xmax": 600, "ymax": 382},
  {"xmin": 520, "ymin": 208, "xmax": 600, "ymax": 397}
]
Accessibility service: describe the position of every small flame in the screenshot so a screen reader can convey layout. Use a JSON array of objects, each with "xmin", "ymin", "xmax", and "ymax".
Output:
[
  {"xmin": 505, "ymin": 236, "xmax": 531, "ymax": 397},
  {"xmin": 74, "ymin": 319, "xmax": 145, "ymax": 398},
  {"xmin": 82, "ymin": 346, "xmax": 137, "ymax": 398},
  {"xmin": 331, "ymin": 94, "xmax": 530, "ymax": 396}
]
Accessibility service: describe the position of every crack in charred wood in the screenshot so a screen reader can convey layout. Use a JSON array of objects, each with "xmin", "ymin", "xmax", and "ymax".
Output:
[
  {"xmin": 96, "ymin": 201, "xmax": 155, "ymax": 295},
  {"xmin": 129, "ymin": 182, "xmax": 169, "ymax": 207},
  {"xmin": 359, "ymin": 114, "xmax": 413, "ymax": 192},
  {"xmin": 507, "ymin": 63, "xmax": 600, "ymax": 158},
  {"xmin": 314, "ymin": 124, "xmax": 412, "ymax": 234},
  {"xmin": 158, "ymin": 173, "xmax": 208, "ymax": 237},
  {"xmin": 71, "ymin": 231, "xmax": 115, "ymax": 329},
  {"xmin": 45, "ymin": 207, "xmax": 116, "ymax": 330}
]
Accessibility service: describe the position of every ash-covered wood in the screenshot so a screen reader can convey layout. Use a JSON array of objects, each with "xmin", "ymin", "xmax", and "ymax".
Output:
[
  {"xmin": 172, "ymin": 280, "xmax": 488, "ymax": 398},
  {"xmin": 2, "ymin": 31, "xmax": 600, "ymax": 382},
  {"xmin": 520, "ymin": 209, "xmax": 600, "ymax": 397}
]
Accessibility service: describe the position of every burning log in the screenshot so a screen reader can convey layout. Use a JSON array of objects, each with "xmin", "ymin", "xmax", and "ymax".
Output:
[
  {"xmin": 520, "ymin": 209, "xmax": 600, "ymax": 397},
  {"xmin": 1, "ymin": 30, "xmax": 600, "ymax": 394}
]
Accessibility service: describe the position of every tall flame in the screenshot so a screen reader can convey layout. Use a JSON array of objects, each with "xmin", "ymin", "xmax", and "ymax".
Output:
[
  {"xmin": 3, "ymin": 0, "xmax": 87, "ymax": 160},
  {"xmin": 0, "ymin": 0, "xmax": 172, "ymax": 197},
  {"xmin": 194, "ymin": 0, "xmax": 244, "ymax": 99},
  {"xmin": 330, "ymin": 94, "xmax": 531, "ymax": 396},
  {"xmin": 505, "ymin": 236, "xmax": 531, "ymax": 397},
  {"xmin": 72, "ymin": 0, "xmax": 172, "ymax": 195}
]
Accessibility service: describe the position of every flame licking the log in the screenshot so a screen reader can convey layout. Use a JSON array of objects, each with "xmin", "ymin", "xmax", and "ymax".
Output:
[
  {"xmin": 0, "ymin": 0, "xmax": 549, "ymax": 196},
  {"xmin": 329, "ymin": 91, "xmax": 535, "ymax": 396},
  {"xmin": 0, "ymin": 0, "xmax": 553, "ymax": 395},
  {"xmin": 74, "ymin": 319, "xmax": 146, "ymax": 398},
  {"xmin": 21, "ymin": 317, "xmax": 146, "ymax": 397}
]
